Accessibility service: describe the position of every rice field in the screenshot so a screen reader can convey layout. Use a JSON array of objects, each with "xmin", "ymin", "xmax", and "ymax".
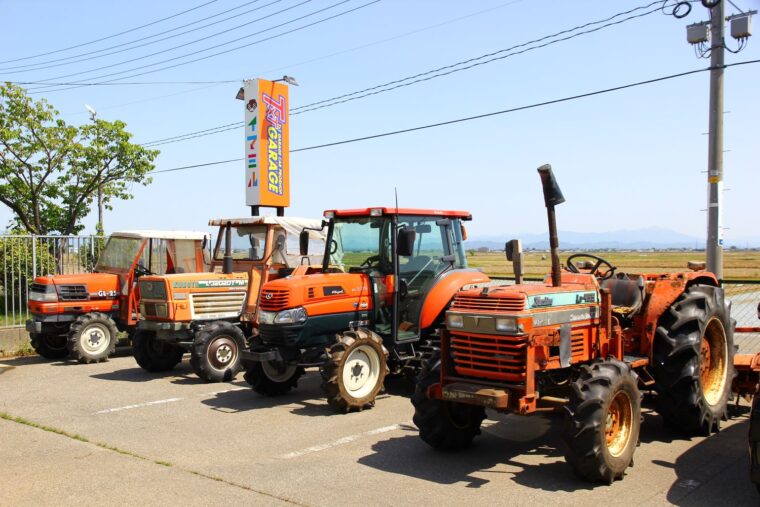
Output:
[{"xmin": 467, "ymin": 250, "xmax": 760, "ymax": 280}]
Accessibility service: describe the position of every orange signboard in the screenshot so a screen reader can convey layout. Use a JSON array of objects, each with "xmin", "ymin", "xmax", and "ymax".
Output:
[{"xmin": 244, "ymin": 78, "xmax": 290, "ymax": 209}]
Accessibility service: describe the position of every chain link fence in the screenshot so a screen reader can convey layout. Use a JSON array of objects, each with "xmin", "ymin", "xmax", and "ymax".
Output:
[{"xmin": 1, "ymin": 235, "xmax": 105, "ymax": 328}]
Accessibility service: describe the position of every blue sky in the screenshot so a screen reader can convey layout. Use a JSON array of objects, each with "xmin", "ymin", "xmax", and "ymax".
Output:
[{"xmin": 1, "ymin": 0, "xmax": 758, "ymax": 243}]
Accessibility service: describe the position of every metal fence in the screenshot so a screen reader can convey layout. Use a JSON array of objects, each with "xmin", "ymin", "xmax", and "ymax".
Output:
[{"xmin": 1, "ymin": 235, "xmax": 105, "ymax": 328}]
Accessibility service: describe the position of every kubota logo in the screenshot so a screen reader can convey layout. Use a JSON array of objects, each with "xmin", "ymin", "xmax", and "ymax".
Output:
[{"xmin": 265, "ymin": 293, "xmax": 273, "ymax": 300}]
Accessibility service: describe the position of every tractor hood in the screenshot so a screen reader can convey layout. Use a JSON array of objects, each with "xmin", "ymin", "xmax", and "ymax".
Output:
[{"xmin": 259, "ymin": 272, "xmax": 371, "ymax": 313}]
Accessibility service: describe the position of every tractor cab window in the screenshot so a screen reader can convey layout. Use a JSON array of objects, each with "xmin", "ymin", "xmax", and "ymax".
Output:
[
  {"xmin": 213, "ymin": 225, "xmax": 268, "ymax": 262},
  {"xmin": 136, "ymin": 238, "xmax": 200, "ymax": 275},
  {"xmin": 96, "ymin": 237, "xmax": 143, "ymax": 274},
  {"xmin": 329, "ymin": 217, "xmax": 387, "ymax": 272},
  {"xmin": 397, "ymin": 216, "xmax": 457, "ymax": 286}
]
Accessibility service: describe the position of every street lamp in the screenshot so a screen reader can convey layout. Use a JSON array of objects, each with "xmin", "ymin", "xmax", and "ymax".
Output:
[{"xmin": 273, "ymin": 75, "xmax": 298, "ymax": 86}]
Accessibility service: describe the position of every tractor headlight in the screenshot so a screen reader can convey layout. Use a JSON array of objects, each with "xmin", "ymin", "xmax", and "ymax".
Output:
[
  {"xmin": 274, "ymin": 307, "xmax": 308, "ymax": 324},
  {"xmin": 29, "ymin": 284, "xmax": 57, "ymax": 302},
  {"xmin": 447, "ymin": 314, "xmax": 464, "ymax": 329},
  {"xmin": 495, "ymin": 317, "xmax": 518, "ymax": 333}
]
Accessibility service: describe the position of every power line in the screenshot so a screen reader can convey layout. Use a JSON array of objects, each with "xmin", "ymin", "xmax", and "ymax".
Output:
[
  {"xmin": 9, "ymin": 80, "xmax": 239, "ymax": 86},
  {"xmin": 151, "ymin": 60, "xmax": 760, "ymax": 174},
  {"xmin": 0, "ymin": 0, "xmax": 273, "ymax": 73},
  {"xmin": 290, "ymin": 0, "xmax": 667, "ymax": 114},
  {"xmin": 141, "ymin": 0, "xmax": 668, "ymax": 147},
  {"xmin": 0, "ymin": 0, "xmax": 219, "ymax": 65},
  {"xmin": 27, "ymin": 0, "xmax": 379, "ymax": 94},
  {"xmin": 24, "ymin": 0, "xmax": 316, "ymax": 87}
]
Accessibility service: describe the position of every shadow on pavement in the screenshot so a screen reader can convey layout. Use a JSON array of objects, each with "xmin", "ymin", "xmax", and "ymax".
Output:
[
  {"xmin": 91, "ymin": 360, "xmax": 194, "ymax": 382},
  {"xmin": 358, "ymin": 411, "xmax": 602, "ymax": 491}
]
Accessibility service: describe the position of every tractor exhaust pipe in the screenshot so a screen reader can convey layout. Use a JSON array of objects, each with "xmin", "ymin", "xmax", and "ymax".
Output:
[
  {"xmin": 537, "ymin": 164, "xmax": 565, "ymax": 287},
  {"xmin": 223, "ymin": 222, "xmax": 233, "ymax": 274}
]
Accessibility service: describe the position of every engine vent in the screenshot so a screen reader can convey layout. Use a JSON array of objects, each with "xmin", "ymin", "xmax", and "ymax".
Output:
[
  {"xmin": 450, "ymin": 332, "xmax": 527, "ymax": 382},
  {"xmin": 259, "ymin": 289, "xmax": 289, "ymax": 311},
  {"xmin": 190, "ymin": 292, "xmax": 246, "ymax": 320},
  {"xmin": 307, "ymin": 287, "xmax": 315, "ymax": 299},
  {"xmin": 451, "ymin": 293, "xmax": 526, "ymax": 312},
  {"xmin": 58, "ymin": 285, "xmax": 88, "ymax": 301}
]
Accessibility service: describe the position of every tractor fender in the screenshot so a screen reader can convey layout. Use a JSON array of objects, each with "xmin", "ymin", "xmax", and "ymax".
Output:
[{"xmin": 419, "ymin": 269, "xmax": 491, "ymax": 330}]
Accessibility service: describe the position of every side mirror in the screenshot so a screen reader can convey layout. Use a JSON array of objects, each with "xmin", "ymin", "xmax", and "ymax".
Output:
[
  {"xmin": 505, "ymin": 240, "xmax": 515, "ymax": 262},
  {"xmin": 299, "ymin": 230, "xmax": 309, "ymax": 256},
  {"xmin": 537, "ymin": 164, "xmax": 565, "ymax": 207},
  {"xmin": 396, "ymin": 227, "xmax": 416, "ymax": 257}
]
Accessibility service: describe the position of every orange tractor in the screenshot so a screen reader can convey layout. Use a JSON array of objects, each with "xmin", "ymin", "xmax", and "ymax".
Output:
[
  {"xmin": 241, "ymin": 207, "xmax": 490, "ymax": 412},
  {"xmin": 412, "ymin": 165, "xmax": 735, "ymax": 483},
  {"xmin": 133, "ymin": 217, "xmax": 325, "ymax": 382},
  {"xmin": 26, "ymin": 231, "xmax": 209, "ymax": 363}
]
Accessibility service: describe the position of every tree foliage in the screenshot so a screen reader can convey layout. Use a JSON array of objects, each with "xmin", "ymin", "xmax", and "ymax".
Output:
[{"xmin": 0, "ymin": 83, "xmax": 159, "ymax": 235}]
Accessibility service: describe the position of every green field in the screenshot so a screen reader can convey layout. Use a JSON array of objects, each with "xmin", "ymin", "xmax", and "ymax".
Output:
[{"xmin": 468, "ymin": 250, "xmax": 760, "ymax": 281}]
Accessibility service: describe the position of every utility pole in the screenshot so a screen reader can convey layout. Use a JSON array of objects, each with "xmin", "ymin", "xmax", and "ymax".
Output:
[
  {"xmin": 705, "ymin": 0, "xmax": 725, "ymax": 279},
  {"xmin": 85, "ymin": 104, "xmax": 104, "ymax": 234}
]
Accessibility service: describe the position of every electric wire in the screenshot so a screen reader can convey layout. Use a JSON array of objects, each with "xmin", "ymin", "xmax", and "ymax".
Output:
[
  {"xmin": 24, "ymin": 0, "xmax": 316, "ymax": 87},
  {"xmin": 141, "ymin": 0, "xmax": 670, "ymax": 147},
  {"xmin": 0, "ymin": 0, "xmax": 219, "ymax": 65},
  {"xmin": 149, "ymin": 59, "xmax": 760, "ymax": 174},
  {"xmin": 27, "ymin": 0, "xmax": 379, "ymax": 94},
  {"xmin": 0, "ymin": 0, "xmax": 277, "ymax": 74}
]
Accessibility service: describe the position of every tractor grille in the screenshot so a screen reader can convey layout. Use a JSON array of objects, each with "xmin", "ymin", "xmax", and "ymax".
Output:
[
  {"xmin": 259, "ymin": 289, "xmax": 289, "ymax": 311},
  {"xmin": 190, "ymin": 292, "xmax": 246, "ymax": 320},
  {"xmin": 450, "ymin": 332, "xmax": 527, "ymax": 381},
  {"xmin": 451, "ymin": 293, "xmax": 526, "ymax": 312},
  {"xmin": 58, "ymin": 284, "xmax": 88, "ymax": 301}
]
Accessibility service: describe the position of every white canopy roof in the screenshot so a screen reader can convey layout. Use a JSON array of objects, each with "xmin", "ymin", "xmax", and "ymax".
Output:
[{"xmin": 112, "ymin": 230, "xmax": 209, "ymax": 240}]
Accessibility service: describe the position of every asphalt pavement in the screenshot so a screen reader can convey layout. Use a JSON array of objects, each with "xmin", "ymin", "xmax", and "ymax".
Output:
[{"xmin": 0, "ymin": 353, "xmax": 758, "ymax": 506}]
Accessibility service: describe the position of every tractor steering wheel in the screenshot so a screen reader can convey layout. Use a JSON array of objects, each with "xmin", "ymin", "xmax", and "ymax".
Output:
[
  {"xmin": 134, "ymin": 264, "xmax": 153, "ymax": 277},
  {"xmin": 360, "ymin": 255, "xmax": 382, "ymax": 268},
  {"xmin": 565, "ymin": 254, "xmax": 616, "ymax": 280}
]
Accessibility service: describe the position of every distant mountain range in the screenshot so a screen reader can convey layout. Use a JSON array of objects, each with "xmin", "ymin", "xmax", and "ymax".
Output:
[{"xmin": 466, "ymin": 227, "xmax": 760, "ymax": 250}]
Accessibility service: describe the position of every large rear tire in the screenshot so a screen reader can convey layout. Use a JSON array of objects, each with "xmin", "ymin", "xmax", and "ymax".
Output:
[
  {"xmin": 67, "ymin": 313, "xmax": 118, "ymax": 363},
  {"xmin": 321, "ymin": 328, "xmax": 388, "ymax": 413},
  {"xmin": 132, "ymin": 330, "xmax": 184, "ymax": 372},
  {"xmin": 562, "ymin": 358, "xmax": 641, "ymax": 484},
  {"xmin": 30, "ymin": 332, "xmax": 69, "ymax": 359},
  {"xmin": 412, "ymin": 355, "xmax": 486, "ymax": 450},
  {"xmin": 653, "ymin": 284, "xmax": 734, "ymax": 434},
  {"xmin": 190, "ymin": 322, "xmax": 246, "ymax": 382}
]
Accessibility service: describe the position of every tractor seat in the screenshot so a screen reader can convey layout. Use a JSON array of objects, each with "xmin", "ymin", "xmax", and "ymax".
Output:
[{"xmin": 600, "ymin": 275, "xmax": 644, "ymax": 316}]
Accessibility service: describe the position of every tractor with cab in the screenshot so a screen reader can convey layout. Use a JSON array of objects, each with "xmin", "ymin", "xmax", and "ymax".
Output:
[
  {"xmin": 134, "ymin": 216, "xmax": 325, "ymax": 382},
  {"xmin": 26, "ymin": 231, "xmax": 209, "ymax": 363},
  {"xmin": 241, "ymin": 207, "xmax": 490, "ymax": 412},
  {"xmin": 412, "ymin": 165, "xmax": 735, "ymax": 484}
]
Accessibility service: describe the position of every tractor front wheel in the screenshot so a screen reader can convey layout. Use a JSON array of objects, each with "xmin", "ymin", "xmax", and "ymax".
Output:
[
  {"xmin": 245, "ymin": 361, "xmax": 304, "ymax": 396},
  {"xmin": 67, "ymin": 313, "xmax": 118, "ymax": 363},
  {"xmin": 132, "ymin": 330, "xmax": 184, "ymax": 372},
  {"xmin": 653, "ymin": 284, "xmax": 734, "ymax": 434},
  {"xmin": 190, "ymin": 322, "xmax": 246, "ymax": 382},
  {"xmin": 321, "ymin": 328, "xmax": 388, "ymax": 412},
  {"xmin": 562, "ymin": 358, "xmax": 641, "ymax": 484},
  {"xmin": 412, "ymin": 355, "xmax": 486, "ymax": 450},
  {"xmin": 30, "ymin": 332, "xmax": 69, "ymax": 359}
]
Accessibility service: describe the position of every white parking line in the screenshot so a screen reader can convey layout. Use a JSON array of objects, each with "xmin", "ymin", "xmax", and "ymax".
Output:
[
  {"xmin": 279, "ymin": 421, "xmax": 412, "ymax": 459},
  {"xmin": 199, "ymin": 387, "xmax": 248, "ymax": 397},
  {"xmin": 94, "ymin": 397, "xmax": 184, "ymax": 414}
]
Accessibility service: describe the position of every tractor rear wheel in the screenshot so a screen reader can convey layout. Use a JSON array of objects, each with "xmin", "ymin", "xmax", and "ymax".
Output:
[
  {"xmin": 190, "ymin": 322, "xmax": 246, "ymax": 382},
  {"xmin": 30, "ymin": 332, "xmax": 68, "ymax": 359},
  {"xmin": 562, "ymin": 358, "xmax": 641, "ymax": 484},
  {"xmin": 245, "ymin": 361, "xmax": 304, "ymax": 396},
  {"xmin": 321, "ymin": 328, "xmax": 388, "ymax": 412},
  {"xmin": 412, "ymin": 354, "xmax": 486, "ymax": 450},
  {"xmin": 132, "ymin": 330, "xmax": 184, "ymax": 372},
  {"xmin": 67, "ymin": 313, "xmax": 118, "ymax": 363},
  {"xmin": 653, "ymin": 284, "xmax": 734, "ymax": 434}
]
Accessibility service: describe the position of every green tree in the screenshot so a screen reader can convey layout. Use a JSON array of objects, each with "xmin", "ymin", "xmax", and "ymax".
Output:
[{"xmin": 0, "ymin": 83, "xmax": 159, "ymax": 235}]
